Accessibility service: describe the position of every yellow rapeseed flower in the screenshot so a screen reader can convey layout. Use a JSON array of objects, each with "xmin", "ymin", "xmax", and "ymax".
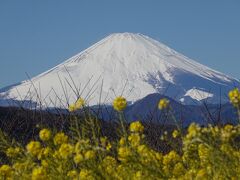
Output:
[
  {"xmin": 32, "ymin": 166, "xmax": 46, "ymax": 180},
  {"xmin": 79, "ymin": 169, "xmax": 94, "ymax": 180},
  {"xmin": 67, "ymin": 170, "xmax": 78, "ymax": 178},
  {"xmin": 128, "ymin": 133, "xmax": 141, "ymax": 147},
  {"xmin": 68, "ymin": 97, "xmax": 85, "ymax": 112},
  {"xmin": 59, "ymin": 143, "xmax": 74, "ymax": 159},
  {"xmin": 119, "ymin": 137, "xmax": 126, "ymax": 146},
  {"xmin": 6, "ymin": 147, "xmax": 21, "ymax": 157},
  {"xmin": 155, "ymin": 152, "xmax": 163, "ymax": 161},
  {"xmin": 106, "ymin": 143, "xmax": 112, "ymax": 151},
  {"xmin": 74, "ymin": 153, "xmax": 84, "ymax": 164},
  {"xmin": 113, "ymin": 96, "xmax": 127, "ymax": 112},
  {"xmin": 163, "ymin": 151, "xmax": 180, "ymax": 166},
  {"xmin": 186, "ymin": 123, "xmax": 200, "ymax": 138},
  {"xmin": 39, "ymin": 128, "xmax": 51, "ymax": 141},
  {"xmin": 41, "ymin": 160, "xmax": 48, "ymax": 168},
  {"xmin": 100, "ymin": 136, "xmax": 112, "ymax": 150},
  {"xmin": 38, "ymin": 147, "xmax": 52, "ymax": 160},
  {"xmin": 68, "ymin": 104, "xmax": 76, "ymax": 112},
  {"xmin": 118, "ymin": 147, "xmax": 132, "ymax": 161},
  {"xmin": 158, "ymin": 98, "xmax": 170, "ymax": 110},
  {"xmin": 13, "ymin": 162, "xmax": 26, "ymax": 171},
  {"xmin": 26, "ymin": 141, "xmax": 42, "ymax": 156},
  {"xmin": 228, "ymin": 88, "xmax": 240, "ymax": 107},
  {"xmin": 137, "ymin": 145, "xmax": 148, "ymax": 155},
  {"xmin": 102, "ymin": 156, "xmax": 117, "ymax": 166},
  {"xmin": 224, "ymin": 124, "xmax": 233, "ymax": 132},
  {"xmin": 129, "ymin": 121, "xmax": 144, "ymax": 133},
  {"xmin": 43, "ymin": 147, "xmax": 52, "ymax": 156},
  {"xmin": 74, "ymin": 142, "xmax": 81, "ymax": 154},
  {"xmin": 84, "ymin": 150, "xmax": 96, "ymax": 160},
  {"xmin": 173, "ymin": 162, "xmax": 185, "ymax": 176},
  {"xmin": 172, "ymin": 130, "xmax": 179, "ymax": 138},
  {"xmin": 196, "ymin": 169, "xmax": 208, "ymax": 179},
  {"xmin": 74, "ymin": 139, "xmax": 90, "ymax": 153},
  {"xmin": 198, "ymin": 144, "xmax": 210, "ymax": 165},
  {"xmin": 75, "ymin": 97, "xmax": 85, "ymax": 109},
  {"xmin": 220, "ymin": 144, "xmax": 232, "ymax": 154},
  {"xmin": 133, "ymin": 171, "xmax": 142, "ymax": 180},
  {"xmin": 102, "ymin": 156, "xmax": 117, "ymax": 174},
  {"xmin": 54, "ymin": 132, "xmax": 68, "ymax": 145},
  {"xmin": 0, "ymin": 165, "xmax": 12, "ymax": 178}
]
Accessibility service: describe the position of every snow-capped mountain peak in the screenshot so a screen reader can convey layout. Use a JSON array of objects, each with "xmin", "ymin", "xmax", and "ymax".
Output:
[{"xmin": 0, "ymin": 33, "xmax": 239, "ymax": 108}]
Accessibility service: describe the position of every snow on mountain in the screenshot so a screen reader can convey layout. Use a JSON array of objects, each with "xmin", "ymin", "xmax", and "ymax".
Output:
[
  {"xmin": 0, "ymin": 33, "xmax": 239, "ymax": 109},
  {"xmin": 183, "ymin": 88, "xmax": 214, "ymax": 101}
]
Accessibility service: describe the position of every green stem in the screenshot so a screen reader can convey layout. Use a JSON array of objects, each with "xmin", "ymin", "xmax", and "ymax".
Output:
[
  {"xmin": 90, "ymin": 118, "xmax": 98, "ymax": 147},
  {"xmin": 169, "ymin": 107, "xmax": 183, "ymax": 136},
  {"xmin": 119, "ymin": 112, "xmax": 128, "ymax": 141},
  {"xmin": 74, "ymin": 116, "xmax": 81, "ymax": 139}
]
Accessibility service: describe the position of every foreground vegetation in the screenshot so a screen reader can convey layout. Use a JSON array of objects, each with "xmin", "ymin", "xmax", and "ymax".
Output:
[{"xmin": 0, "ymin": 89, "xmax": 240, "ymax": 179}]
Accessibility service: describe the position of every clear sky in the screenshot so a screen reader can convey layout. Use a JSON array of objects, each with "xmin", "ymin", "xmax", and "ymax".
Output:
[{"xmin": 0, "ymin": 0, "xmax": 240, "ymax": 88}]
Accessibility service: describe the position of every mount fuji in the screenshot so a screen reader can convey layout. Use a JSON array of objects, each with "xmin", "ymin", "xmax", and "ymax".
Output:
[{"xmin": 0, "ymin": 33, "xmax": 239, "ymax": 110}]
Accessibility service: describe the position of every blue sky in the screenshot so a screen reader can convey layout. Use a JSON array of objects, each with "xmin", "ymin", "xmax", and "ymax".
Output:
[{"xmin": 0, "ymin": 0, "xmax": 240, "ymax": 88}]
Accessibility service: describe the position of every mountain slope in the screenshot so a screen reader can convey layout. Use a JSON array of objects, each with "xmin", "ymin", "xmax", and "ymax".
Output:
[{"xmin": 0, "ymin": 33, "xmax": 239, "ymax": 109}]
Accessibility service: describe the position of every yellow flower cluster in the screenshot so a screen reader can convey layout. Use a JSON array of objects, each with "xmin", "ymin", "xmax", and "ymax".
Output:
[
  {"xmin": 229, "ymin": 88, "xmax": 240, "ymax": 107},
  {"xmin": 0, "ymin": 92, "xmax": 240, "ymax": 179},
  {"xmin": 67, "ymin": 170, "xmax": 78, "ymax": 178},
  {"xmin": 172, "ymin": 130, "xmax": 179, "ymax": 138},
  {"xmin": 79, "ymin": 169, "xmax": 94, "ymax": 180},
  {"xmin": 128, "ymin": 133, "xmax": 141, "ymax": 147},
  {"xmin": 53, "ymin": 132, "xmax": 68, "ymax": 145},
  {"xmin": 118, "ymin": 146, "xmax": 132, "ymax": 161},
  {"xmin": 32, "ymin": 166, "xmax": 46, "ymax": 180},
  {"xmin": 6, "ymin": 147, "xmax": 21, "ymax": 157},
  {"xmin": 84, "ymin": 150, "xmax": 96, "ymax": 160},
  {"xmin": 58, "ymin": 143, "xmax": 74, "ymax": 159},
  {"xmin": 1, "ymin": 122, "xmax": 240, "ymax": 179},
  {"xmin": 69, "ymin": 97, "xmax": 85, "ymax": 112},
  {"xmin": 158, "ymin": 98, "xmax": 170, "ymax": 110},
  {"xmin": 26, "ymin": 141, "xmax": 42, "ymax": 156},
  {"xmin": 129, "ymin": 121, "xmax": 144, "ymax": 133},
  {"xmin": 0, "ymin": 165, "xmax": 12, "ymax": 178},
  {"xmin": 39, "ymin": 128, "xmax": 51, "ymax": 141},
  {"xmin": 113, "ymin": 96, "xmax": 127, "ymax": 111},
  {"xmin": 74, "ymin": 153, "xmax": 84, "ymax": 164}
]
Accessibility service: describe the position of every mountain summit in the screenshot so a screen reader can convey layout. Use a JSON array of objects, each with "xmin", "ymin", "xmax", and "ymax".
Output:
[{"xmin": 0, "ymin": 33, "xmax": 239, "ymax": 108}]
